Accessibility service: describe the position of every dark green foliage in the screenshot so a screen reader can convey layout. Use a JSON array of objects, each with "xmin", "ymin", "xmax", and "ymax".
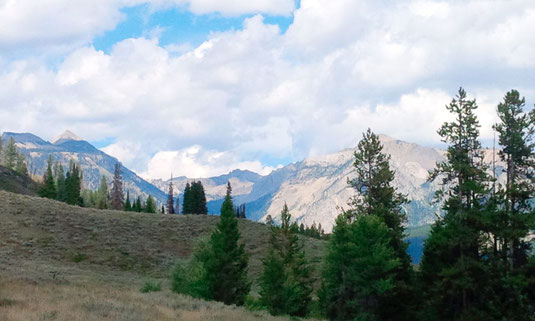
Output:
[
  {"xmin": 196, "ymin": 182, "xmax": 250, "ymax": 305},
  {"xmin": 171, "ymin": 238, "xmax": 212, "ymax": 299},
  {"xmin": 39, "ymin": 155, "xmax": 57, "ymax": 199},
  {"xmin": 260, "ymin": 204, "xmax": 312, "ymax": 317},
  {"xmin": 54, "ymin": 163, "xmax": 66, "ymax": 202},
  {"xmin": 182, "ymin": 181, "xmax": 207, "ymax": 214},
  {"xmin": 492, "ymin": 89, "xmax": 535, "ymax": 268},
  {"xmin": 144, "ymin": 195, "xmax": 157, "ymax": 213},
  {"xmin": 15, "ymin": 154, "xmax": 28, "ymax": 175},
  {"xmin": 2, "ymin": 138, "xmax": 17, "ymax": 169},
  {"xmin": 110, "ymin": 163, "xmax": 124, "ymax": 210},
  {"xmin": 349, "ymin": 128, "xmax": 411, "ymax": 272},
  {"xmin": 182, "ymin": 182, "xmax": 191, "ymax": 214},
  {"xmin": 140, "ymin": 280, "xmax": 162, "ymax": 293},
  {"xmin": 134, "ymin": 196, "xmax": 142, "ymax": 212},
  {"xmin": 124, "ymin": 191, "xmax": 132, "ymax": 211},
  {"xmin": 320, "ymin": 214, "xmax": 400, "ymax": 321},
  {"xmin": 97, "ymin": 176, "xmax": 109, "ymax": 209},
  {"xmin": 65, "ymin": 160, "xmax": 83, "ymax": 206},
  {"xmin": 346, "ymin": 128, "xmax": 413, "ymax": 320},
  {"xmin": 421, "ymin": 88, "xmax": 496, "ymax": 320},
  {"xmin": 166, "ymin": 178, "xmax": 175, "ymax": 214},
  {"xmin": 235, "ymin": 203, "xmax": 246, "ymax": 218}
]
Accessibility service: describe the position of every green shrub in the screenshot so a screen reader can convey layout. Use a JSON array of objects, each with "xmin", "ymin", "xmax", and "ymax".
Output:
[
  {"xmin": 140, "ymin": 280, "xmax": 161, "ymax": 293},
  {"xmin": 72, "ymin": 253, "xmax": 87, "ymax": 263}
]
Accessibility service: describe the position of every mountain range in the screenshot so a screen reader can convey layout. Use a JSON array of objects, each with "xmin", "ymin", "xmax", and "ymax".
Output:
[{"xmin": 3, "ymin": 131, "xmax": 504, "ymax": 232}]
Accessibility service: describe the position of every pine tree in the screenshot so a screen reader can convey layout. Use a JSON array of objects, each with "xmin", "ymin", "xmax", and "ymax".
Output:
[
  {"xmin": 3, "ymin": 138, "xmax": 17, "ymax": 169},
  {"xmin": 349, "ymin": 128, "xmax": 411, "ymax": 269},
  {"xmin": 320, "ymin": 214, "xmax": 400, "ymax": 321},
  {"xmin": 182, "ymin": 182, "xmax": 191, "ymax": 214},
  {"xmin": 39, "ymin": 155, "xmax": 57, "ymax": 199},
  {"xmin": 161, "ymin": 204, "xmax": 165, "ymax": 213},
  {"xmin": 191, "ymin": 181, "xmax": 208, "ymax": 214},
  {"xmin": 110, "ymin": 163, "xmax": 124, "ymax": 210},
  {"xmin": 347, "ymin": 128, "xmax": 413, "ymax": 319},
  {"xmin": 15, "ymin": 153, "xmax": 28, "ymax": 175},
  {"xmin": 260, "ymin": 204, "xmax": 312, "ymax": 316},
  {"xmin": 65, "ymin": 160, "xmax": 83, "ymax": 206},
  {"xmin": 492, "ymin": 89, "xmax": 535, "ymax": 268},
  {"xmin": 97, "ymin": 176, "xmax": 109, "ymax": 209},
  {"xmin": 144, "ymin": 195, "xmax": 157, "ymax": 213},
  {"xmin": 167, "ymin": 177, "xmax": 175, "ymax": 214},
  {"xmin": 199, "ymin": 182, "xmax": 250, "ymax": 305},
  {"xmin": 421, "ymin": 88, "xmax": 494, "ymax": 320},
  {"xmin": 125, "ymin": 191, "xmax": 132, "ymax": 211},
  {"xmin": 175, "ymin": 195, "xmax": 180, "ymax": 215},
  {"xmin": 134, "ymin": 196, "xmax": 142, "ymax": 212},
  {"xmin": 54, "ymin": 163, "xmax": 66, "ymax": 202}
]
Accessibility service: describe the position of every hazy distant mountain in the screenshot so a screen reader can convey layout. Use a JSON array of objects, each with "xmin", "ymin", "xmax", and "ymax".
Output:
[
  {"xmin": 1, "ymin": 131, "xmax": 167, "ymax": 205},
  {"xmin": 154, "ymin": 135, "xmax": 504, "ymax": 232},
  {"xmin": 5, "ymin": 131, "xmax": 503, "ymax": 231}
]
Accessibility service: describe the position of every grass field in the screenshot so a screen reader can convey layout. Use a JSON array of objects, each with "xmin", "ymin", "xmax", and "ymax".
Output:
[{"xmin": 0, "ymin": 191, "xmax": 325, "ymax": 320}]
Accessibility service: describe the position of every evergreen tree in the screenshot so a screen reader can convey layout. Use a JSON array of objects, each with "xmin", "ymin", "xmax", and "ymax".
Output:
[
  {"xmin": 320, "ymin": 214, "xmax": 400, "ymax": 321},
  {"xmin": 260, "ymin": 204, "xmax": 312, "ymax": 316},
  {"xmin": 15, "ymin": 153, "xmax": 28, "ymax": 175},
  {"xmin": 161, "ymin": 204, "xmax": 165, "ymax": 213},
  {"xmin": 182, "ymin": 182, "xmax": 191, "ymax": 214},
  {"xmin": 167, "ymin": 177, "xmax": 175, "ymax": 214},
  {"xmin": 124, "ymin": 191, "xmax": 132, "ymax": 211},
  {"xmin": 65, "ymin": 160, "xmax": 83, "ymax": 206},
  {"xmin": 54, "ymin": 163, "xmax": 66, "ymax": 202},
  {"xmin": 144, "ymin": 195, "xmax": 157, "ymax": 213},
  {"xmin": 348, "ymin": 128, "xmax": 413, "ymax": 319},
  {"xmin": 134, "ymin": 196, "xmax": 142, "ymax": 212},
  {"xmin": 175, "ymin": 195, "xmax": 180, "ymax": 215},
  {"xmin": 492, "ymin": 89, "xmax": 535, "ymax": 268},
  {"xmin": 421, "ymin": 88, "xmax": 494, "ymax": 320},
  {"xmin": 39, "ymin": 155, "xmax": 57, "ymax": 199},
  {"xmin": 199, "ymin": 182, "xmax": 250, "ymax": 305},
  {"xmin": 349, "ymin": 128, "xmax": 411, "ymax": 270},
  {"xmin": 3, "ymin": 137, "xmax": 17, "ymax": 169},
  {"xmin": 97, "ymin": 176, "xmax": 109, "ymax": 209},
  {"xmin": 191, "ymin": 181, "xmax": 208, "ymax": 214},
  {"xmin": 110, "ymin": 163, "xmax": 124, "ymax": 210}
]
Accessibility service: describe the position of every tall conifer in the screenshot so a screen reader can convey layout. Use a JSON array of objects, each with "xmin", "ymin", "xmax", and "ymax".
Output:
[
  {"xmin": 199, "ymin": 182, "xmax": 250, "ymax": 305},
  {"xmin": 110, "ymin": 163, "xmax": 124, "ymax": 210}
]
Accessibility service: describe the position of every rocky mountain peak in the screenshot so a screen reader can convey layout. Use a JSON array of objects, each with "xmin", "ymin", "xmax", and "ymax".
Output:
[{"xmin": 51, "ymin": 130, "xmax": 83, "ymax": 144}]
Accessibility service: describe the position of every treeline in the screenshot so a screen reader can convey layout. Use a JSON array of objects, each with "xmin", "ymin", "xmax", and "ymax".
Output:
[
  {"xmin": 39, "ymin": 161, "xmax": 160, "ymax": 213},
  {"xmin": 0, "ymin": 136, "xmax": 29, "ymax": 175},
  {"xmin": 266, "ymin": 214, "xmax": 326, "ymax": 239},
  {"xmin": 168, "ymin": 88, "xmax": 535, "ymax": 321}
]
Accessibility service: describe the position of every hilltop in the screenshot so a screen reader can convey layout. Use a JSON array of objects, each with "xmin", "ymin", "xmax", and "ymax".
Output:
[
  {"xmin": 0, "ymin": 165, "xmax": 39, "ymax": 196},
  {"xmin": 0, "ymin": 190, "xmax": 325, "ymax": 320}
]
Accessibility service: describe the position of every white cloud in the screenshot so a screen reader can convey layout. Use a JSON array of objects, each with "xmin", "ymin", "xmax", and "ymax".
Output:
[
  {"xmin": 140, "ymin": 146, "xmax": 277, "ymax": 178},
  {"xmin": 2, "ymin": 0, "xmax": 535, "ymax": 179},
  {"xmin": 138, "ymin": 0, "xmax": 295, "ymax": 16}
]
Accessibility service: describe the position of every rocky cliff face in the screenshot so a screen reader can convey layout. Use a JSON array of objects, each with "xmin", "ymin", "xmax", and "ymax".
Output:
[{"xmin": 155, "ymin": 135, "xmax": 503, "ymax": 232}]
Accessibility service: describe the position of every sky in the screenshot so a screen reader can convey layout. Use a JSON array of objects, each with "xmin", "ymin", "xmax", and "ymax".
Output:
[{"xmin": 1, "ymin": 0, "xmax": 534, "ymax": 179}]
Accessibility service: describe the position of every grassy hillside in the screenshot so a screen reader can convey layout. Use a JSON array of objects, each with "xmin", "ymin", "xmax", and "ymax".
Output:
[
  {"xmin": 0, "ymin": 165, "xmax": 39, "ymax": 196},
  {"xmin": 0, "ymin": 191, "xmax": 325, "ymax": 320}
]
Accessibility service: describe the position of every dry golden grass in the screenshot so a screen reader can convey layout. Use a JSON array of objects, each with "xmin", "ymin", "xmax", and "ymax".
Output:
[
  {"xmin": 0, "ymin": 191, "xmax": 326, "ymax": 320},
  {"xmin": 0, "ymin": 260, "xmax": 312, "ymax": 321}
]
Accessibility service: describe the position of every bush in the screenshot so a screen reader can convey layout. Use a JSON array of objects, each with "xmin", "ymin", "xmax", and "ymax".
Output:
[{"xmin": 140, "ymin": 280, "xmax": 162, "ymax": 293}]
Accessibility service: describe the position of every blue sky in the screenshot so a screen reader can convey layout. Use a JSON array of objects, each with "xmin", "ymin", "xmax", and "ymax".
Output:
[
  {"xmin": 0, "ymin": 0, "xmax": 534, "ymax": 178},
  {"xmin": 93, "ymin": 3, "xmax": 297, "ymax": 54}
]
